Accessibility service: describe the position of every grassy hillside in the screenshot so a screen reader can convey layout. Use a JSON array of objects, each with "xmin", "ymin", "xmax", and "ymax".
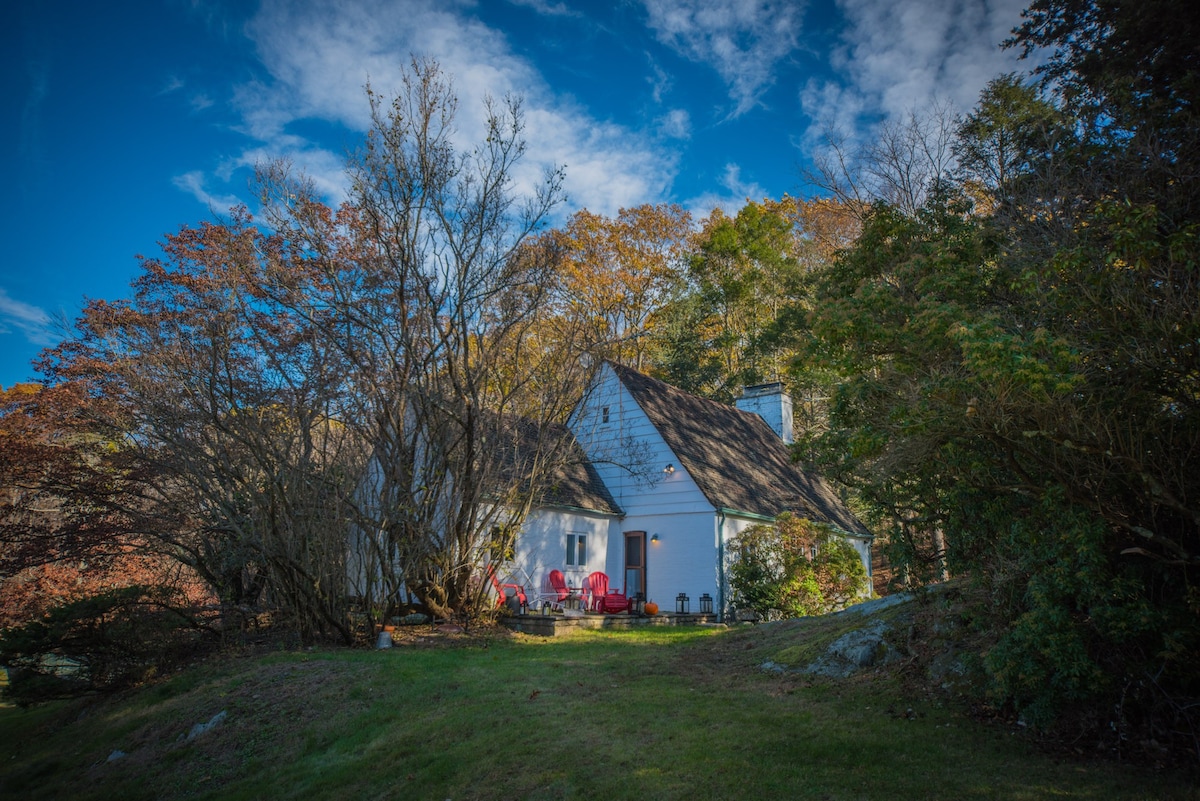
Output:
[{"xmin": 1, "ymin": 620, "xmax": 1194, "ymax": 800}]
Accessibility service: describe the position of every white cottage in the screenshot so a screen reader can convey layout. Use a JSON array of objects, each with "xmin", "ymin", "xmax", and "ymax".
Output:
[{"xmin": 506, "ymin": 361, "xmax": 871, "ymax": 620}]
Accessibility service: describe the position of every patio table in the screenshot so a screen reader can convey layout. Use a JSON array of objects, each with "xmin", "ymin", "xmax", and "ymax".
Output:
[{"xmin": 562, "ymin": 588, "xmax": 585, "ymax": 616}]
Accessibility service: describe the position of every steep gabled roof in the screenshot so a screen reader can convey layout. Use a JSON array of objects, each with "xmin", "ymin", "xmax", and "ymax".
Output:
[
  {"xmin": 539, "ymin": 424, "xmax": 623, "ymax": 515},
  {"xmin": 609, "ymin": 362, "xmax": 867, "ymax": 534},
  {"xmin": 497, "ymin": 417, "xmax": 622, "ymax": 516}
]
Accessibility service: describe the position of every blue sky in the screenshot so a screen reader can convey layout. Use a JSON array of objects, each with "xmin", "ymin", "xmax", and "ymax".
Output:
[{"xmin": 1, "ymin": 0, "xmax": 1032, "ymax": 388}]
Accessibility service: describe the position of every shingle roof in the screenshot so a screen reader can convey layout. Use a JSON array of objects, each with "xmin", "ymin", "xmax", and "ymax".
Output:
[
  {"xmin": 540, "ymin": 425, "xmax": 623, "ymax": 515},
  {"xmin": 497, "ymin": 417, "xmax": 622, "ymax": 516},
  {"xmin": 609, "ymin": 362, "xmax": 868, "ymax": 534}
]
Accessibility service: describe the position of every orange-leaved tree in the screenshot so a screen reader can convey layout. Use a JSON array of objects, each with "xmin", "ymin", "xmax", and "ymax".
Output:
[{"xmin": 552, "ymin": 204, "xmax": 693, "ymax": 369}]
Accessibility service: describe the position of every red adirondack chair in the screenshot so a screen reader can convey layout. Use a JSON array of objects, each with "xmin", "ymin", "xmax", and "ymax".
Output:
[
  {"xmin": 488, "ymin": 567, "xmax": 527, "ymax": 609},
  {"xmin": 584, "ymin": 571, "xmax": 610, "ymax": 611},
  {"xmin": 537, "ymin": 569, "xmax": 570, "ymax": 613}
]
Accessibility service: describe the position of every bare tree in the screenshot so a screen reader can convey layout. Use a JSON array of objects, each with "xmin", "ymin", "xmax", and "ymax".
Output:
[
  {"xmin": 257, "ymin": 59, "xmax": 587, "ymax": 623},
  {"xmin": 809, "ymin": 100, "xmax": 958, "ymax": 218},
  {"xmin": 36, "ymin": 59, "xmax": 594, "ymax": 640}
]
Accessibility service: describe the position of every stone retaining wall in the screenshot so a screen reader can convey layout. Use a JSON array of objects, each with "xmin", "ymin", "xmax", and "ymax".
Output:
[{"xmin": 501, "ymin": 613, "xmax": 719, "ymax": 637}]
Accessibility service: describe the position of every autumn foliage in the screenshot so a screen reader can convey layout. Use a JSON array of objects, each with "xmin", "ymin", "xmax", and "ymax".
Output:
[{"xmin": 0, "ymin": 382, "xmax": 210, "ymax": 629}]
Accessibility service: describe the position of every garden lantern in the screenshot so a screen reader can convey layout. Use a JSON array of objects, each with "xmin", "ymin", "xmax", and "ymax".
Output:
[
  {"xmin": 676, "ymin": 593, "xmax": 690, "ymax": 614},
  {"xmin": 699, "ymin": 593, "xmax": 713, "ymax": 614}
]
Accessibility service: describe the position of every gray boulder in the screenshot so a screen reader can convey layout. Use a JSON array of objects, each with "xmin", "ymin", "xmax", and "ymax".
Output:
[
  {"xmin": 804, "ymin": 619, "xmax": 902, "ymax": 678},
  {"xmin": 184, "ymin": 710, "xmax": 227, "ymax": 742}
]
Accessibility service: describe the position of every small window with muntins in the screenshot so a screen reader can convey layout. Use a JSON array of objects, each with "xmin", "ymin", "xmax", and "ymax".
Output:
[{"xmin": 566, "ymin": 534, "xmax": 587, "ymax": 567}]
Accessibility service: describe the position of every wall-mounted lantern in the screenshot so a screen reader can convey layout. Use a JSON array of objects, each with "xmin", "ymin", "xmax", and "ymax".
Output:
[
  {"xmin": 650, "ymin": 534, "xmax": 660, "ymax": 544},
  {"xmin": 663, "ymin": 463, "xmax": 675, "ymax": 475},
  {"xmin": 676, "ymin": 593, "xmax": 690, "ymax": 614}
]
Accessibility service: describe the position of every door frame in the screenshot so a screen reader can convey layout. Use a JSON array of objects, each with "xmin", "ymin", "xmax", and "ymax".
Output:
[{"xmin": 624, "ymin": 530, "xmax": 647, "ymax": 599}]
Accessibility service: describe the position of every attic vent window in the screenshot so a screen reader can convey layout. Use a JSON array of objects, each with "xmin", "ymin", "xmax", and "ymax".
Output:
[{"xmin": 602, "ymin": 406, "xmax": 610, "ymax": 423}]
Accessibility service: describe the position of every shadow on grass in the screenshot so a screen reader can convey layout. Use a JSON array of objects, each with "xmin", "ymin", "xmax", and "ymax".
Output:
[{"xmin": 0, "ymin": 626, "xmax": 1195, "ymax": 800}]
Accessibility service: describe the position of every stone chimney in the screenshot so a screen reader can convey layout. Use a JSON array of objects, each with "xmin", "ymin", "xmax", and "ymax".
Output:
[{"xmin": 735, "ymin": 382, "xmax": 794, "ymax": 444}]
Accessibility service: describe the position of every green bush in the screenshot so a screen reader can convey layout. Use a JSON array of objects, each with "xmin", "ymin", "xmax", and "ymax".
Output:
[
  {"xmin": 0, "ymin": 585, "xmax": 210, "ymax": 704},
  {"xmin": 976, "ymin": 490, "xmax": 1200, "ymax": 739},
  {"xmin": 729, "ymin": 514, "xmax": 868, "ymax": 618}
]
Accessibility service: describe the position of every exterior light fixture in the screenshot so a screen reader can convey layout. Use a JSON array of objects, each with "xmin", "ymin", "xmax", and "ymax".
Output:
[
  {"xmin": 676, "ymin": 593, "xmax": 690, "ymax": 614},
  {"xmin": 650, "ymin": 534, "xmax": 660, "ymax": 544},
  {"xmin": 699, "ymin": 593, "xmax": 713, "ymax": 615},
  {"xmin": 663, "ymin": 463, "xmax": 675, "ymax": 474}
]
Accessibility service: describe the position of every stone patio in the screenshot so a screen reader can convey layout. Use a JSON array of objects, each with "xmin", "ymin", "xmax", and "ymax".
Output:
[{"xmin": 500, "ymin": 611, "xmax": 720, "ymax": 637}]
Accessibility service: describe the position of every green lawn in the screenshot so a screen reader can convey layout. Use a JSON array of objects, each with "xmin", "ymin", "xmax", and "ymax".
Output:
[{"xmin": 0, "ymin": 625, "xmax": 1193, "ymax": 800}]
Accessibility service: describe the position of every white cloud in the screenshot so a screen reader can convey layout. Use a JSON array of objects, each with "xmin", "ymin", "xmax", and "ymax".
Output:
[
  {"xmin": 685, "ymin": 162, "xmax": 767, "ymax": 218},
  {"xmin": 160, "ymin": 75, "xmax": 185, "ymax": 95},
  {"xmin": 658, "ymin": 108, "xmax": 691, "ymax": 139},
  {"xmin": 505, "ymin": 0, "xmax": 576, "ymax": 16},
  {"xmin": 801, "ymin": 0, "xmax": 1029, "ymax": 142},
  {"xmin": 203, "ymin": 0, "xmax": 674, "ymax": 218},
  {"xmin": 172, "ymin": 171, "xmax": 244, "ymax": 212},
  {"xmin": 224, "ymin": 144, "xmax": 351, "ymax": 207},
  {"xmin": 648, "ymin": 60, "xmax": 672, "ymax": 105},
  {"xmin": 0, "ymin": 288, "xmax": 57, "ymax": 347},
  {"xmin": 519, "ymin": 104, "xmax": 678, "ymax": 216},
  {"xmin": 642, "ymin": 0, "xmax": 805, "ymax": 117}
]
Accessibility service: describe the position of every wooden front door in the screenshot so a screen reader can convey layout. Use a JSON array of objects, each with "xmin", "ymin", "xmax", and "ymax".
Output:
[{"xmin": 624, "ymin": 531, "xmax": 646, "ymax": 599}]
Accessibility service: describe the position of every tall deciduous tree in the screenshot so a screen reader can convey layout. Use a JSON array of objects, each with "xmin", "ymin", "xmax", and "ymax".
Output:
[
  {"xmin": 655, "ymin": 199, "xmax": 802, "ymax": 399},
  {"xmin": 553, "ymin": 204, "xmax": 692, "ymax": 369},
  {"xmin": 31, "ymin": 56, "xmax": 595, "ymax": 637},
  {"xmin": 810, "ymin": 102, "xmax": 958, "ymax": 219},
  {"xmin": 255, "ymin": 59, "xmax": 583, "ymax": 622},
  {"xmin": 33, "ymin": 59, "xmax": 586, "ymax": 635},
  {"xmin": 653, "ymin": 196, "xmax": 857, "ymax": 434},
  {"xmin": 41, "ymin": 210, "xmax": 363, "ymax": 643}
]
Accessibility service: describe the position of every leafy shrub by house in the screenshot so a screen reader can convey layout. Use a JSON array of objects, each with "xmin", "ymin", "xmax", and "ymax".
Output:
[{"xmin": 729, "ymin": 513, "xmax": 868, "ymax": 618}]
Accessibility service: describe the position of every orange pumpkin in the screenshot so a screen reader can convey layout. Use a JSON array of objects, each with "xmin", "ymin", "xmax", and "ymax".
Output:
[{"xmin": 644, "ymin": 602, "xmax": 659, "ymax": 615}]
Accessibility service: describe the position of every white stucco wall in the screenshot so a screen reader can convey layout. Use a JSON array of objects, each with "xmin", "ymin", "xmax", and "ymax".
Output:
[
  {"xmin": 505, "ymin": 507, "xmax": 616, "ymax": 602},
  {"xmin": 605, "ymin": 510, "xmax": 717, "ymax": 608}
]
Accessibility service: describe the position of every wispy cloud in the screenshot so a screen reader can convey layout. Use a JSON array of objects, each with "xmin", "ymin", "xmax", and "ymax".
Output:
[
  {"xmin": 801, "ymin": 0, "xmax": 1029, "ymax": 145},
  {"xmin": 641, "ymin": 0, "xmax": 804, "ymax": 117},
  {"xmin": 505, "ymin": 0, "xmax": 577, "ymax": 17},
  {"xmin": 685, "ymin": 162, "xmax": 767, "ymax": 217},
  {"xmin": 160, "ymin": 75, "xmax": 185, "ymax": 95},
  {"xmin": 0, "ymin": 288, "xmax": 57, "ymax": 347},
  {"xmin": 172, "ymin": 171, "xmax": 244, "ymax": 212},
  {"xmin": 19, "ymin": 59, "xmax": 50, "ymax": 175},
  {"xmin": 212, "ymin": 0, "xmax": 676, "ymax": 217},
  {"xmin": 648, "ymin": 60, "xmax": 672, "ymax": 105}
]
